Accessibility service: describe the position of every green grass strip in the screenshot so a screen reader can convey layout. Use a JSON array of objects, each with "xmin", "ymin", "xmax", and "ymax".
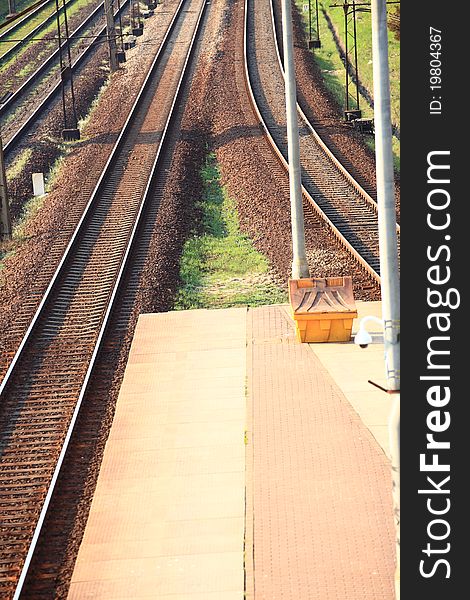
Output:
[
  {"xmin": 319, "ymin": 0, "xmax": 400, "ymax": 127},
  {"xmin": 174, "ymin": 154, "xmax": 287, "ymax": 310},
  {"xmin": 0, "ymin": 0, "xmax": 98, "ymax": 72},
  {"xmin": 0, "ymin": 0, "xmax": 33, "ymax": 23},
  {"xmin": 295, "ymin": 0, "xmax": 400, "ymax": 171}
]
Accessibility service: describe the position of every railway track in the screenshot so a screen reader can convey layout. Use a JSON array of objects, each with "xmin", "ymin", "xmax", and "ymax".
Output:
[
  {"xmin": 0, "ymin": 0, "xmax": 77, "ymax": 67},
  {"xmin": 245, "ymin": 0, "xmax": 400, "ymax": 283},
  {"xmin": 0, "ymin": 0, "xmax": 207, "ymax": 595},
  {"xmin": 270, "ymin": 0, "xmax": 383, "ymax": 204},
  {"xmin": 0, "ymin": 1, "xmax": 51, "ymax": 38},
  {"xmin": 1, "ymin": 0, "xmax": 127, "ymax": 152}
]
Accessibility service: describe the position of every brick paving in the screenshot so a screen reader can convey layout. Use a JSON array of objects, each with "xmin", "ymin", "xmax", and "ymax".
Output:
[
  {"xmin": 68, "ymin": 305, "xmax": 395, "ymax": 599},
  {"xmin": 245, "ymin": 305, "xmax": 395, "ymax": 599}
]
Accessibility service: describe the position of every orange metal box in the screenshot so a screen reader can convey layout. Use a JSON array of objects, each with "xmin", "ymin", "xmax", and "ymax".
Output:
[{"xmin": 289, "ymin": 276, "xmax": 358, "ymax": 343}]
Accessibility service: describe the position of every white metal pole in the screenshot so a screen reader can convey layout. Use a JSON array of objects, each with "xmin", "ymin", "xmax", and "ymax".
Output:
[
  {"xmin": 0, "ymin": 134, "xmax": 12, "ymax": 241},
  {"xmin": 371, "ymin": 1, "xmax": 400, "ymax": 597},
  {"xmin": 280, "ymin": 0, "xmax": 310, "ymax": 279},
  {"xmin": 8, "ymin": 0, "xmax": 16, "ymax": 16}
]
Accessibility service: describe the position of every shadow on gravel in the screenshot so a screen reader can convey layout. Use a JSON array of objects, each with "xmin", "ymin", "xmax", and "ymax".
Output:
[
  {"xmin": 74, "ymin": 131, "xmax": 120, "ymax": 148},
  {"xmin": 211, "ymin": 123, "xmax": 264, "ymax": 150}
]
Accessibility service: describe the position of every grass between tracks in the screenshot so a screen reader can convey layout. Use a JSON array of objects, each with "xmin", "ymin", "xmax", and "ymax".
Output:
[
  {"xmin": 174, "ymin": 154, "xmax": 287, "ymax": 310},
  {"xmin": 0, "ymin": 0, "xmax": 32, "ymax": 24},
  {"xmin": 0, "ymin": 0, "xmax": 98, "ymax": 72},
  {"xmin": 295, "ymin": 0, "xmax": 400, "ymax": 172},
  {"xmin": 0, "ymin": 150, "xmax": 66, "ymax": 267}
]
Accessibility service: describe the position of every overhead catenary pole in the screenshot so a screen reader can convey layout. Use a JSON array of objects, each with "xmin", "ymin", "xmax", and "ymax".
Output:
[
  {"xmin": 352, "ymin": 1, "xmax": 360, "ymax": 109},
  {"xmin": 55, "ymin": 0, "xmax": 68, "ymax": 129},
  {"xmin": 104, "ymin": 0, "xmax": 118, "ymax": 71},
  {"xmin": 308, "ymin": 0, "xmax": 312, "ymax": 43},
  {"xmin": 308, "ymin": 0, "xmax": 321, "ymax": 48},
  {"xmin": 331, "ymin": 1, "xmax": 399, "ymax": 117},
  {"xmin": 7, "ymin": 0, "xmax": 16, "ymax": 16},
  {"xmin": 280, "ymin": 0, "xmax": 310, "ymax": 279},
  {"xmin": 370, "ymin": 0, "xmax": 400, "ymax": 597},
  {"xmin": 341, "ymin": 1, "xmax": 360, "ymax": 113},
  {"xmin": 61, "ymin": 0, "xmax": 79, "ymax": 129},
  {"xmin": 315, "ymin": 0, "xmax": 320, "ymax": 43},
  {"xmin": 0, "ymin": 133, "xmax": 12, "ymax": 241}
]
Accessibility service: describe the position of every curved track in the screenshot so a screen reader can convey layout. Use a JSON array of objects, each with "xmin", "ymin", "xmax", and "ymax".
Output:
[
  {"xmin": 245, "ymin": 0, "xmax": 400, "ymax": 283},
  {"xmin": 0, "ymin": 0, "xmax": 207, "ymax": 595}
]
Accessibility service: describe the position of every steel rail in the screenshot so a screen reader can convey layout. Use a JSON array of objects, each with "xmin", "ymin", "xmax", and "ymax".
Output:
[
  {"xmin": 269, "ymin": 0, "xmax": 399, "ymax": 235},
  {"xmin": 0, "ymin": 0, "xmax": 78, "ymax": 68},
  {"xmin": 2, "ymin": 0, "xmax": 128, "ymax": 154},
  {"xmin": 244, "ymin": 0, "xmax": 384, "ymax": 283},
  {"xmin": 0, "ymin": 0, "xmax": 108, "ymax": 119},
  {"xmin": 0, "ymin": 0, "xmax": 51, "ymax": 35},
  {"xmin": 4, "ymin": 0, "xmax": 207, "ymax": 595}
]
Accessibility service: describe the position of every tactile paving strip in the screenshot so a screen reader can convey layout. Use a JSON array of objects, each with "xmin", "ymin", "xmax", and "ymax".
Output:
[{"xmin": 245, "ymin": 305, "xmax": 395, "ymax": 599}]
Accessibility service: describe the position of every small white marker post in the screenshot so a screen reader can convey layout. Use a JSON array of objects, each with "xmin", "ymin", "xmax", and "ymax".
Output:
[{"xmin": 32, "ymin": 173, "xmax": 46, "ymax": 197}]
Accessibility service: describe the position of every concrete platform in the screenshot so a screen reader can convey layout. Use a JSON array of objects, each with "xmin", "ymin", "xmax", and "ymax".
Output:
[
  {"xmin": 68, "ymin": 309, "xmax": 247, "ymax": 599},
  {"xmin": 309, "ymin": 300, "xmax": 393, "ymax": 457},
  {"xmin": 68, "ymin": 302, "xmax": 395, "ymax": 599}
]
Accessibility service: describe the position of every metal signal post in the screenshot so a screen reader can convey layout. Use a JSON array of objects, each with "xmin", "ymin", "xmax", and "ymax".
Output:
[
  {"xmin": 0, "ymin": 133, "xmax": 12, "ymax": 241},
  {"xmin": 7, "ymin": 0, "xmax": 16, "ymax": 17},
  {"xmin": 105, "ymin": 0, "xmax": 118, "ymax": 71}
]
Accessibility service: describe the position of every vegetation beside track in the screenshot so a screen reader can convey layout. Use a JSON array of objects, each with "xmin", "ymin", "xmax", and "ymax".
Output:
[
  {"xmin": 0, "ymin": 149, "xmax": 67, "ymax": 265},
  {"xmin": 175, "ymin": 153, "xmax": 287, "ymax": 310},
  {"xmin": 0, "ymin": 72, "xmax": 110, "ymax": 266},
  {"xmin": 0, "ymin": 0, "xmax": 98, "ymax": 72},
  {"xmin": 294, "ymin": 0, "xmax": 400, "ymax": 171}
]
